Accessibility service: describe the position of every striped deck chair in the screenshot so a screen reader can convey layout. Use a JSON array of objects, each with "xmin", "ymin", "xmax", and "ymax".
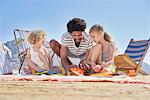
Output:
[{"xmin": 114, "ymin": 38, "xmax": 150, "ymax": 75}]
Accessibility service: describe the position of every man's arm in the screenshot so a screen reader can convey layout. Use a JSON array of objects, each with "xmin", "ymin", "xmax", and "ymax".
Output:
[
  {"xmin": 60, "ymin": 45, "xmax": 72, "ymax": 70},
  {"xmin": 79, "ymin": 50, "xmax": 93, "ymax": 70}
]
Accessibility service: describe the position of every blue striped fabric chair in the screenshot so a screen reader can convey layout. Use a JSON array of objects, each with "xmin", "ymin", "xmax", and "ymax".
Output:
[{"xmin": 114, "ymin": 38, "xmax": 150, "ymax": 75}]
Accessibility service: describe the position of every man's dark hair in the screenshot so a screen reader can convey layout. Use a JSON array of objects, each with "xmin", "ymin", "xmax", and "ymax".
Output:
[{"xmin": 67, "ymin": 18, "xmax": 86, "ymax": 33}]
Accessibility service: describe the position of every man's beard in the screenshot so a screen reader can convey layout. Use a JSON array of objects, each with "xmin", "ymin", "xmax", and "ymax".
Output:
[{"xmin": 74, "ymin": 40, "xmax": 81, "ymax": 47}]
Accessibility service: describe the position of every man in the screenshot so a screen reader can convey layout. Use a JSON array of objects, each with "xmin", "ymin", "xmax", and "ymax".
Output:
[{"xmin": 50, "ymin": 18, "xmax": 94, "ymax": 72}]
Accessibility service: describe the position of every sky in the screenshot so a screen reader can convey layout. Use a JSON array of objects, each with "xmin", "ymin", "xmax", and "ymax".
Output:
[{"xmin": 0, "ymin": 0, "xmax": 150, "ymax": 54}]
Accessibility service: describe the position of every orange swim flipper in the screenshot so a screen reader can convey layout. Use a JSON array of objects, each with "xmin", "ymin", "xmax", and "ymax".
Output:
[{"xmin": 70, "ymin": 68, "xmax": 84, "ymax": 76}]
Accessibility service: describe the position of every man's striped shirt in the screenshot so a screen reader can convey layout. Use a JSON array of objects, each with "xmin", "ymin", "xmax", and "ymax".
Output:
[{"xmin": 61, "ymin": 32, "xmax": 94, "ymax": 56}]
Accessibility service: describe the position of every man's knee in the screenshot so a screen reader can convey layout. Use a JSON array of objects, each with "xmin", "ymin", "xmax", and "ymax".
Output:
[{"xmin": 49, "ymin": 39, "xmax": 57, "ymax": 48}]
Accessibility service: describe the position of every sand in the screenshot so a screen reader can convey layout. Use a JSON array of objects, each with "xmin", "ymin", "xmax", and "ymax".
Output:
[{"xmin": 0, "ymin": 80, "xmax": 150, "ymax": 100}]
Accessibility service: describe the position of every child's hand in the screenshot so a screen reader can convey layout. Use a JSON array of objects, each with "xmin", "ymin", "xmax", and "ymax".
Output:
[
  {"xmin": 85, "ymin": 63, "xmax": 91, "ymax": 70},
  {"xmin": 92, "ymin": 65, "xmax": 102, "ymax": 72},
  {"xmin": 79, "ymin": 60, "xmax": 98, "ymax": 71},
  {"xmin": 79, "ymin": 63, "xmax": 91, "ymax": 72},
  {"xmin": 89, "ymin": 62, "xmax": 96, "ymax": 69}
]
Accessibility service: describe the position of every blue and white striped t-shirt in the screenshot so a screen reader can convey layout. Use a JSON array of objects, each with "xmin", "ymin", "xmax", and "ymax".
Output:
[{"xmin": 61, "ymin": 32, "xmax": 95, "ymax": 56}]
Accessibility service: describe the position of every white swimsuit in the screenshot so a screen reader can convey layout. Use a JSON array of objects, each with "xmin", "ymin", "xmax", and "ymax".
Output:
[{"xmin": 30, "ymin": 45, "xmax": 46, "ymax": 69}]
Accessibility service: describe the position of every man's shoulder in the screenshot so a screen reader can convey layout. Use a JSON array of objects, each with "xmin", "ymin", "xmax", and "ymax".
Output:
[
  {"xmin": 83, "ymin": 32, "xmax": 90, "ymax": 41},
  {"xmin": 61, "ymin": 32, "xmax": 72, "ymax": 45},
  {"xmin": 62, "ymin": 32, "xmax": 71, "ymax": 39}
]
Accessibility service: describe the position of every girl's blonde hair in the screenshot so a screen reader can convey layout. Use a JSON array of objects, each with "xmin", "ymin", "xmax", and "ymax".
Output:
[
  {"xmin": 89, "ymin": 24, "xmax": 104, "ymax": 33},
  {"xmin": 28, "ymin": 30, "xmax": 46, "ymax": 45},
  {"xmin": 89, "ymin": 24, "xmax": 113, "ymax": 43}
]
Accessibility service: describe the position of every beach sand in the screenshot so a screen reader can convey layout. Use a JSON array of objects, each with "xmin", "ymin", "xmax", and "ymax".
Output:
[{"xmin": 0, "ymin": 80, "xmax": 150, "ymax": 100}]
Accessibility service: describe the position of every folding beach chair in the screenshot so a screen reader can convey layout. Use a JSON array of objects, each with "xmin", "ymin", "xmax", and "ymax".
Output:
[
  {"xmin": 14, "ymin": 29, "xmax": 31, "ymax": 73},
  {"xmin": 114, "ymin": 38, "xmax": 150, "ymax": 75}
]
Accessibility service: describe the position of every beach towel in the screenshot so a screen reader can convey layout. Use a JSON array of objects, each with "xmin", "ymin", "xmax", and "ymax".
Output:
[{"xmin": 0, "ymin": 75, "xmax": 150, "ymax": 84}]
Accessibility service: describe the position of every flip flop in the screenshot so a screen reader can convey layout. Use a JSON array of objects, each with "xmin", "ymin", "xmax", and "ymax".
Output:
[
  {"xmin": 36, "ymin": 70, "xmax": 48, "ymax": 75},
  {"xmin": 47, "ymin": 70, "xmax": 57, "ymax": 75}
]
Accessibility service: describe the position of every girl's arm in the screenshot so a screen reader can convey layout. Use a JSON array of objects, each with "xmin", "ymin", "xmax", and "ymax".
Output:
[
  {"xmin": 27, "ymin": 48, "xmax": 41, "ymax": 71},
  {"xmin": 92, "ymin": 43, "xmax": 115, "ymax": 72},
  {"xmin": 43, "ymin": 47, "xmax": 53, "ymax": 69},
  {"xmin": 102, "ymin": 43, "xmax": 115, "ymax": 68}
]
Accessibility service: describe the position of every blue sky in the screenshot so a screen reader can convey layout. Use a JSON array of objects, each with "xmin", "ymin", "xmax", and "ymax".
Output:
[{"xmin": 0, "ymin": 0, "xmax": 149, "ymax": 53}]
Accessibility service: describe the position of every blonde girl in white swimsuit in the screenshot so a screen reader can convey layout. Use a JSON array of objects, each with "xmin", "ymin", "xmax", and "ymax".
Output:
[{"xmin": 27, "ymin": 30, "xmax": 53, "ymax": 73}]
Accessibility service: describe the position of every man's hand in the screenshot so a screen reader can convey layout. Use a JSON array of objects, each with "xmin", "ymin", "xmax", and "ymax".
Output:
[{"xmin": 79, "ymin": 60, "xmax": 91, "ymax": 71}]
